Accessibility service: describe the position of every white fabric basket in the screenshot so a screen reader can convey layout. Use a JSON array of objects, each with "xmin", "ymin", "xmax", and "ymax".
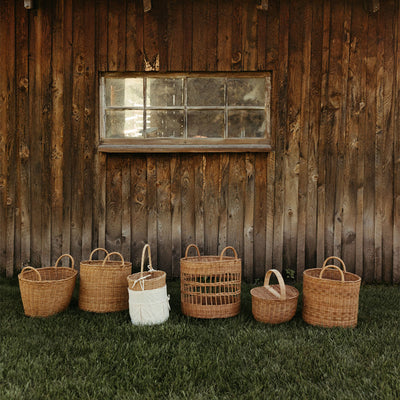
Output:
[{"xmin": 128, "ymin": 285, "xmax": 170, "ymax": 326}]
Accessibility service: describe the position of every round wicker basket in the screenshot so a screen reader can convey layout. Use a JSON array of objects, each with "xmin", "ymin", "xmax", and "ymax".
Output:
[
  {"xmin": 251, "ymin": 269, "xmax": 299, "ymax": 324},
  {"xmin": 302, "ymin": 256, "xmax": 361, "ymax": 328},
  {"xmin": 18, "ymin": 254, "xmax": 77, "ymax": 317}
]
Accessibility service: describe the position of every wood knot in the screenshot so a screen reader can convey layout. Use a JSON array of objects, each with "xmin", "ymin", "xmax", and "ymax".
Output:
[
  {"xmin": 19, "ymin": 145, "xmax": 30, "ymax": 159},
  {"xmin": 19, "ymin": 78, "xmax": 29, "ymax": 90},
  {"xmin": 232, "ymin": 52, "xmax": 242, "ymax": 64}
]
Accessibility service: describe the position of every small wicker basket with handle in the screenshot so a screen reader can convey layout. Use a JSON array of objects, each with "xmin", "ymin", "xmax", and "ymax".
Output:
[
  {"xmin": 302, "ymin": 256, "xmax": 361, "ymax": 328},
  {"xmin": 18, "ymin": 254, "xmax": 77, "ymax": 317},
  {"xmin": 251, "ymin": 269, "xmax": 299, "ymax": 324},
  {"xmin": 79, "ymin": 249, "xmax": 132, "ymax": 313}
]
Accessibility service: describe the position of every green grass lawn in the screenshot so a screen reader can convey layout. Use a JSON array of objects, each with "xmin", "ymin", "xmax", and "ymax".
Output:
[{"xmin": 1, "ymin": 278, "xmax": 399, "ymax": 400}]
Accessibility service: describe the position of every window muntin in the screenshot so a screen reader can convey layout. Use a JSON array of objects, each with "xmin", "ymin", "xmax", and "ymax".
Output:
[{"xmin": 99, "ymin": 73, "xmax": 271, "ymax": 152}]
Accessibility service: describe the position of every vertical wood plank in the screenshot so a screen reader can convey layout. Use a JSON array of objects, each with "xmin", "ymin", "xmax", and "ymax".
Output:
[
  {"xmin": 204, "ymin": 154, "xmax": 220, "ymax": 256},
  {"xmin": 231, "ymin": 0, "xmax": 243, "ymax": 71},
  {"xmin": 244, "ymin": 153, "xmax": 255, "ymax": 281},
  {"xmin": 254, "ymin": 154, "xmax": 267, "ymax": 276},
  {"xmin": 126, "ymin": 0, "xmax": 144, "ymax": 71},
  {"xmin": 143, "ymin": 0, "xmax": 159, "ymax": 71},
  {"xmin": 227, "ymin": 154, "xmax": 245, "ymax": 260},
  {"xmin": 364, "ymin": 10, "xmax": 377, "ymax": 282},
  {"xmin": 105, "ymin": 156, "xmax": 122, "ymax": 252},
  {"xmin": 15, "ymin": 0, "xmax": 30, "ymax": 269},
  {"xmin": 96, "ymin": 0, "xmax": 108, "ymax": 72},
  {"xmin": 272, "ymin": 0, "xmax": 289, "ymax": 272},
  {"xmin": 181, "ymin": 155, "xmax": 196, "ymax": 252},
  {"xmin": 108, "ymin": 0, "xmax": 126, "ymax": 71},
  {"xmin": 242, "ymin": 0, "xmax": 258, "ymax": 71},
  {"xmin": 217, "ymin": 154, "xmax": 230, "ymax": 255},
  {"xmin": 51, "ymin": 0, "xmax": 65, "ymax": 262},
  {"xmin": 182, "ymin": 0, "xmax": 193, "ymax": 72},
  {"xmin": 217, "ymin": 0, "xmax": 233, "ymax": 71},
  {"xmin": 156, "ymin": 156, "xmax": 172, "ymax": 274},
  {"xmin": 121, "ymin": 157, "xmax": 131, "ymax": 261},
  {"xmin": 305, "ymin": 0, "xmax": 324, "ymax": 269},
  {"xmin": 131, "ymin": 156, "xmax": 147, "ymax": 269},
  {"xmin": 147, "ymin": 156, "xmax": 157, "ymax": 262},
  {"xmin": 170, "ymin": 156, "xmax": 182, "ymax": 277},
  {"xmin": 316, "ymin": 0, "xmax": 331, "ymax": 267},
  {"xmin": 194, "ymin": 155, "xmax": 205, "ymax": 253},
  {"xmin": 167, "ymin": 0, "xmax": 184, "ymax": 72}
]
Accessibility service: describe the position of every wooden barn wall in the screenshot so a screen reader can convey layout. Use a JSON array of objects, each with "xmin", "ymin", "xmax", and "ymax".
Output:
[{"xmin": 0, "ymin": 0, "xmax": 399, "ymax": 282}]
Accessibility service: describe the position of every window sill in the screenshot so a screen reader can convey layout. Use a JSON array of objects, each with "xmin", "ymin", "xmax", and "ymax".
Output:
[{"xmin": 98, "ymin": 138, "xmax": 272, "ymax": 153}]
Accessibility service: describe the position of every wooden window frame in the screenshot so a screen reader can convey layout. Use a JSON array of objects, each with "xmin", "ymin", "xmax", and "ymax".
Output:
[{"xmin": 98, "ymin": 72, "xmax": 272, "ymax": 153}]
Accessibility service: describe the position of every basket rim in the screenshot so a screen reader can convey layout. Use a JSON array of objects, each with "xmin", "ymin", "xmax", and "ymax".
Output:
[
  {"xmin": 18, "ymin": 266, "xmax": 78, "ymax": 283},
  {"xmin": 250, "ymin": 285, "xmax": 299, "ymax": 301},
  {"xmin": 303, "ymin": 267, "xmax": 361, "ymax": 283}
]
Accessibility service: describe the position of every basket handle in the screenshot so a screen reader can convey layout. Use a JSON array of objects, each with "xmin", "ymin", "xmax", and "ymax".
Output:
[
  {"xmin": 220, "ymin": 246, "xmax": 238, "ymax": 260},
  {"xmin": 140, "ymin": 244, "xmax": 153, "ymax": 276},
  {"xmin": 185, "ymin": 244, "xmax": 201, "ymax": 258},
  {"xmin": 102, "ymin": 252, "xmax": 125, "ymax": 267},
  {"xmin": 319, "ymin": 265, "xmax": 345, "ymax": 281},
  {"xmin": 21, "ymin": 266, "xmax": 41, "ymax": 281},
  {"xmin": 54, "ymin": 254, "xmax": 75, "ymax": 269},
  {"xmin": 322, "ymin": 256, "xmax": 346, "ymax": 272},
  {"xmin": 264, "ymin": 269, "xmax": 286, "ymax": 300},
  {"xmin": 89, "ymin": 247, "xmax": 109, "ymax": 260}
]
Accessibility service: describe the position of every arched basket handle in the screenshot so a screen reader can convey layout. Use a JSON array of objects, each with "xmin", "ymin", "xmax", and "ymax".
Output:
[
  {"xmin": 321, "ymin": 256, "xmax": 346, "ymax": 272},
  {"xmin": 54, "ymin": 254, "xmax": 75, "ymax": 269},
  {"xmin": 185, "ymin": 244, "xmax": 201, "ymax": 258},
  {"xmin": 319, "ymin": 265, "xmax": 345, "ymax": 281},
  {"xmin": 89, "ymin": 248, "xmax": 109, "ymax": 260},
  {"xmin": 21, "ymin": 266, "xmax": 41, "ymax": 281},
  {"xmin": 264, "ymin": 269, "xmax": 286, "ymax": 300},
  {"xmin": 102, "ymin": 252, "xmax": 125, "ymax": 267},
  {"xmin": 220, "ymin": 246, "xmax": 238, "ymax": 260},
  {"xmin": 140, "ymin": 244, "xmax": 153, "ymax": 277}
]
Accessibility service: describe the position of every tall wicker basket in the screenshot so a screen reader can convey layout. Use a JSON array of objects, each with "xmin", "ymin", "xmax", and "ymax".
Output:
[
  {"xmin": 180, "ymin": 244, "xmax": 241, "ymax": 319},
  {"xmin": 79, "ymin": 249, "xmax": 132, "ymax": 313},
  {"xmin": 18, "ymin": 254, "xmax": 77, "ymax": 317},
  {"xmin": 127, "ymin": 244, "xmax": 169, "ymax": 325},
  {"xmin": 302, "ymin": 256, "xmax": 361, "ymax": 328},
  {"xmin": 251, "ymin": 269, "xmax": 299, "ymax": 324}
]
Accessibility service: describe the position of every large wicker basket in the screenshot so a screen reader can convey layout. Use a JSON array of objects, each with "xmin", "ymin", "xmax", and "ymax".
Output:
[
  {"xmin": 180, "ymin": 244, "xmax": 241, "ymax": 319},
  {"xmin": 302, "ymin": 256, "xmax": 361, "ymax": 328},
  {"xmin": 79, "ymin": 249, "xmax": 132, "ymax": 313},
  {"xmin": 18, "ymin": 254, "xmax": 77, "ymax": 317},
  {"xmin": 251, "ymin": 269, "xmax": 299, "ymax": 324}
]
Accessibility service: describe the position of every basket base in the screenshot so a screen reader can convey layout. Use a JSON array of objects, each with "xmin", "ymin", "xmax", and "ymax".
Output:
[{"xmin": 181, "ymin": 302, "xmax": 240, "ymax": 319}]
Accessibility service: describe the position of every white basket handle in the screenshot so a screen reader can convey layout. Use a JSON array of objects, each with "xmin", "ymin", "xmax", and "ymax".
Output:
[{"xmin": 140, "ymin": 244, "xmax": 153, "ymax": 277}]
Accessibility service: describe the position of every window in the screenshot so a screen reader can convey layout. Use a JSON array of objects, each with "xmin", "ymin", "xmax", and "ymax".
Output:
[{"xmin": 99, "ymin": 73, "xmax": 271, "ymax": 153}]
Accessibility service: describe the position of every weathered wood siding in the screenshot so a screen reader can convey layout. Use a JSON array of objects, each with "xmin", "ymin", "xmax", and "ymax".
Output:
[{"xmin": 0, "ymin": 0, "xmax": 399, "ymax": 282}]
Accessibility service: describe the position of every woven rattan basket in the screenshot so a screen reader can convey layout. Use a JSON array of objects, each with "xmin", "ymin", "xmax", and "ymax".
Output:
[
  {"xmin": 18, "ymin": 254, "xmax": 77, "ymax": 317},
  {"xmin": 251, "ymin": 269, "xmax": 299, "ymax": 324},
  {"xmin": 302, "ymin": 256, "xmax": 361, "ymax": 328},
  {"xmin": 79, "ymin": 249, "xmax": 132, "ymax": 313},
  {"xmin": 127, "ymin": 244, "xmax": 166, "ymax": 291},
  {"xmin": 180, "ymin": 244, "xmax": 241, "ymax": 319}
]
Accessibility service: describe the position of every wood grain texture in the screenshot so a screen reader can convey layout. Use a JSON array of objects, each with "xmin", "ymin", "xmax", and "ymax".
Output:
[{"xmin": 1, "ymin": 0, "xmax": 400, "ymax": 283}]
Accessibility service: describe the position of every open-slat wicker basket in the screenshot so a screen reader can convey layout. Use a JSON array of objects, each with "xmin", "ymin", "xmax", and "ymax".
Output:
[
  {"xmin": 302, "ymin": 256, "xmax": 361, "ymax": 328},
  {"xmin": 18, "ymin": 254, "xmax": 77, "ymax": 317},
  {"xmin": 180, "ymin": 244, "xmax": 241, "ymax": 319},
  {"xmin": 79, "ymin": 249, "xmax": 132, "ymax": 313},
  {"xmin": 251, "ymin": 269, "xmax": 299, "ymax": 324}
]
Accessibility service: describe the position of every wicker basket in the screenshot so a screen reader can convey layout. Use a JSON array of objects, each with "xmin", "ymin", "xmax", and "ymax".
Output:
[
  {"xmin": 127, "ymin": 244, "xmax": 169, "ymax": 325},
  {"xmin": 79, "ymin": 249, "xmax": 132, "ymax": 313},
  {"xmin": 302, "ymin": 256, "xmax": 361, "ymax": 328},
  {"xmin": 127, "ymin": 244, "xmax": 166, "ymax": 291},
  {"xmin": 180, "ymin": 244, "xmax": 241, "ymax": 319},
  {"xmin": 18, "ymin": 254, "xmax": 77, "ymax": 317},
  {"xmin": 251, "ymin": 269, "xmax": 299, "ymax": 324}
]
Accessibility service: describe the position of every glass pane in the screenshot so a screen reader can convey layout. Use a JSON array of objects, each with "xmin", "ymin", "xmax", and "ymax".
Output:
[
  {"xmin": 187, "ymin": 78, "xmax": 225, "ymax": 106},
  {"xmin": 187, "ymin": 111, "xmax": 224, "ymax": 138},
  {"xmin": 228, "ymin": 110, "xmax": 266, "ymax": 138},
  {"xmin": 105, "ymin": 110, "xmax": 144, "ymax": 138},
  {"xmin": 227, "ymin": 78, "xmax": 265, "ymax": 107},
  {"xmin": 105, "ymin": 78, "xmax": 143, "ymax": 107},
  {"xmin": 146, "ymin": 78, "xmax": 184, "ymax": 107},
  {"xmin": 145, "ymin": 110, "xmax": 184, "ymax": 138}
]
